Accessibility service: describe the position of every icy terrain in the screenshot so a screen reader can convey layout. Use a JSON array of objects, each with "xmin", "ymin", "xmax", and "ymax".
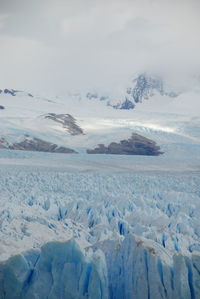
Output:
[
  {"xmin": 0, "ymin": 76, "xmax": 200, "ymax": 298},
  {"xmin": 0, "ymin": 148, "xmax": 199, "ymax": 298}
]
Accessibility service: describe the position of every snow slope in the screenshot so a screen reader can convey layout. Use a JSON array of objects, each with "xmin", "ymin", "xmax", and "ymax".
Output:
[{"xmin": 0, "ymin": 84, "xmax": 199, "ymax": 153}]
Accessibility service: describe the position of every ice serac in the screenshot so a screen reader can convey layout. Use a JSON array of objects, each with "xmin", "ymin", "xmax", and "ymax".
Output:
[
  {"xmin": 0, "ymin": 154, "xmax": 200, "ymax": 298},
  {"xmin": 0, "ymin": 240, "xmax": 108, "ymax": 299},
  {"xmin": 95, "ymin": 234, "xmax": 200, "ymax": 299}
]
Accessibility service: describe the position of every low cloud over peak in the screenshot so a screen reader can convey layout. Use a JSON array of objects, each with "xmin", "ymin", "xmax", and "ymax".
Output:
[{"xmin": 0, "ymin": 0, "xmax": 199, "ymax": 94}]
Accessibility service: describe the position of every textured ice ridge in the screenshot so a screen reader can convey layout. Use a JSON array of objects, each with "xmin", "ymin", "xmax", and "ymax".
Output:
[
  {"xmin": 95, "ymin": 234, "xmax": 200, "ymax": 299},
  {"xmin": 0, "ymin": 239, "xmax": 108, "ymax": 299},
  {"xmin": 1, "ymin": 169, "xmax": 199, "ymax": 255},
  {"xmin": 1, "ymin": 235, "xmax": 200, "ymax": 299},
  {"xmin": 0, "ymin": 165, "xmax": 200, "ymax": 298}
]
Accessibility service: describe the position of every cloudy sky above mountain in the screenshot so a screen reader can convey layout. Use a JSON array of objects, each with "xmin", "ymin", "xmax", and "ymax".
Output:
[{"xmin": 0, "ymin": 0, "xmax": 199, "ymax": 94}]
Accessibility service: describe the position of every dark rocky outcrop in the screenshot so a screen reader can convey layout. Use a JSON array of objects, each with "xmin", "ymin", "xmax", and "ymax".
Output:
[
  {"xmin": 0, "ymin": 89, "xmax": 33, "ymax": 97},
  {"xmin": 44, "ymin": 113, "xmax": 84, "ymax": 135},
  {"xmin": 0, "ymin": 105, "xmax": 5, "ymax": 110},
  {"xmin": 87, "ymin": 133, "xmax": 163, "ymax": 156},
  {"xmin": 3, "ymin": 89, "xmax": 18, "ymax": 96},
  {"xmin": 0, "ymin": 137, "xmax": 77, "ymax": 154},
  {"xmin": 0, "ymin": 138, "xmax": 7, "ymax": 149},
  {"xmin": 120, "ymin": 99, "xmax": 135, "ymax": 110},
  {"xmin": 124, "ymin": 73, "xmax": 179, "ymax": 106}
]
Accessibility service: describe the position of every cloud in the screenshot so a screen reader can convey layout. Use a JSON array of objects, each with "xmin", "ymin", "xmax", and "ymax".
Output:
[{"xmin": 0, "ymin": 0, "xmax": 199, "ymax": 94}]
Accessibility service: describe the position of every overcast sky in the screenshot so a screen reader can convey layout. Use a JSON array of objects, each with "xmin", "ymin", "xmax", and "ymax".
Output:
[{"xmin": 0, "ymin": 0, "xmax": 200, "ymax": 94}]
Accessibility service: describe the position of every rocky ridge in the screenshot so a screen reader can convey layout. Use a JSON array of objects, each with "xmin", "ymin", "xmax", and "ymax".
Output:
[
  {"xmin": 87, "ymin": 133, "xmax": 163, "ymax": 156},
  {"xmin": 0, "ymin": 137, "xmax": 76, "ymax": 154},
  {"xmin": 84, "ymin": 73, "xmax": 178, "ymax": 110},
  {"xmin": 44, "ymin": 113, "xmax": 84, "ymax": 135}
]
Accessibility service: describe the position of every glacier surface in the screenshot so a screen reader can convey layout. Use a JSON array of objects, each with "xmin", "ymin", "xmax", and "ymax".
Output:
[{"xmin": 0, "ymin": 150, "xmax": 199, "ymax": 298}]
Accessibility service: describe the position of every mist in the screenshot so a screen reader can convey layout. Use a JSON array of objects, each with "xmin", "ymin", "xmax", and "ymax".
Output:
[{"xmin": 0, "ymin": 0, "xmax": 199, "ymax": 95}]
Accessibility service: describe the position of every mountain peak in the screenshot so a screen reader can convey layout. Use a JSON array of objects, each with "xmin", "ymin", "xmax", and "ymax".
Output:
[
  {"xmin": 125, "ymin": 73, "xmax": 178, "ymax": 106},
  {"xmin": 76, "ymin": 73, "xmax": 179, "ymax": 110}
]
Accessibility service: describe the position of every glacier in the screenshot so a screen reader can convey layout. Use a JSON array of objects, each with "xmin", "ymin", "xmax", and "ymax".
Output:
[{"xmin": 0, "ymin": 149, "xmax": 199, "ymax": 298}]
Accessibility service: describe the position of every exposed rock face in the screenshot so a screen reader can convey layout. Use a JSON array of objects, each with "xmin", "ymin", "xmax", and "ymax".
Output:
[
  {"xmin": 0, "ymin": 139, "xmax": 7, "ymax": 149},
  {"xmin": 119, "ymin": 99, "xmax": 135, "ymax": 110},
  {"xmin": 131, "ymin": 74, "xmax": 164, "ymax": 103},
  {"xmin": 87, "ymin": 133, "xmax": 163, "ymax": 156},
  {"xmin": 125, "ymin": 74, "xmax": 178, "ymax": 105},
  {"xmin": 3, "ymin": 89, "xmax": 18, "ymax": 96},
  {"xmin": 86, "ymin": 92, "xmax": 108, "ymax": 102},
  {"xmin": 0, "ymin": 89, "xmax": 33, "ymax": 97},
  {"xmin": 44, "ymin": 113, "xmax": 84, "ymax": 135},
  {"xmin": 0, "ymin": 137, "xmax": 76, "ymax": 154},
  {"xmin": 0, "ymin": 105, "xmax": 5, "ymax": 110}
]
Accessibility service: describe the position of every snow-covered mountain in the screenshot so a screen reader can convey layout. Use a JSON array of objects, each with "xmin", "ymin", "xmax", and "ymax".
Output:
[
  {"xmin": 0, "ymin": 73, "xmax": 199, "ymax": 154},
  {"xmin": 124, "ymin": 73, "xmax": 178, "ymax": 105},
  {"xmin": 77, "ymin": 73, "xmax": 179, "ymax": 110}
]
